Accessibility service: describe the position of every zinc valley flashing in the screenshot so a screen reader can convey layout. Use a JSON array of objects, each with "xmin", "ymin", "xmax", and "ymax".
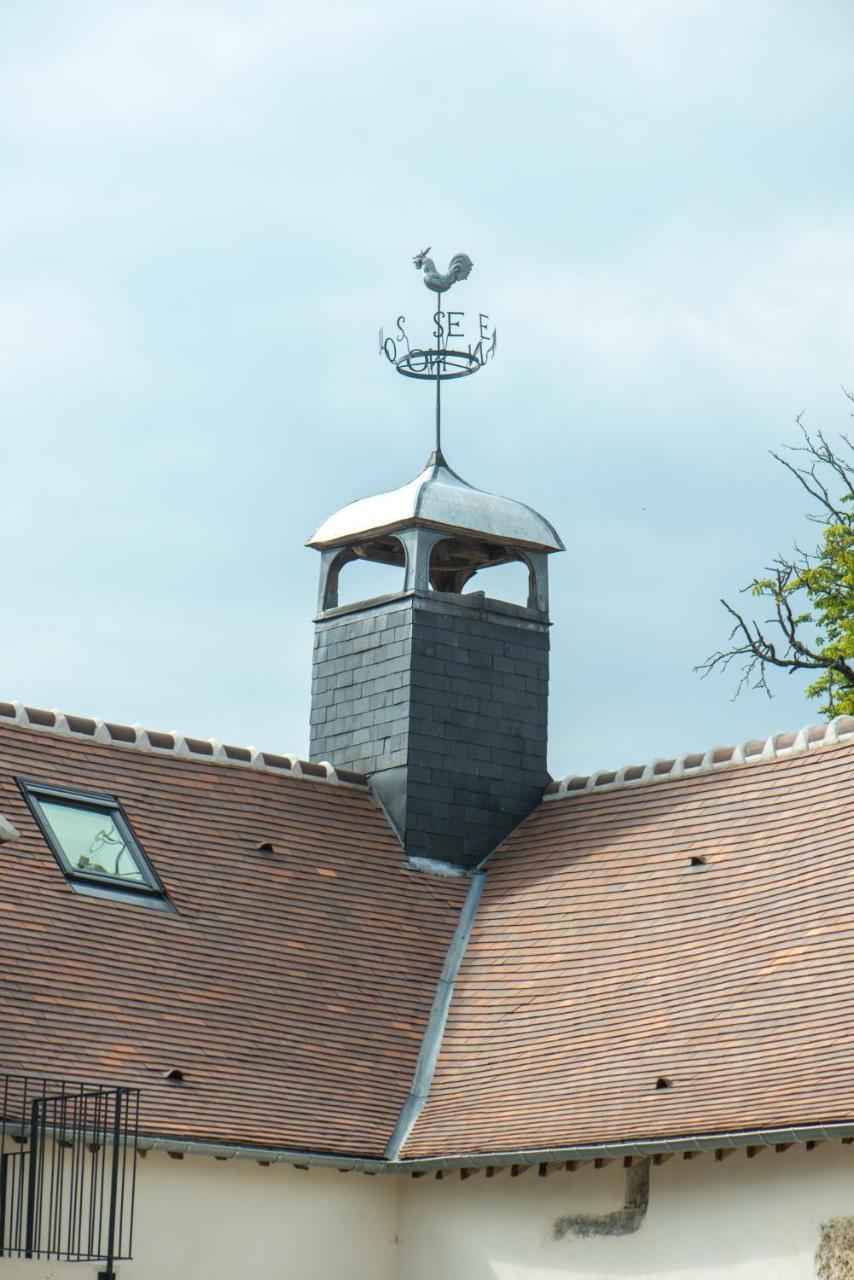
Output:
[
  {"xmin": 0, "ymin": 700, "xmax": 368, "ymax": 790},
  {"xmin": 546, "ymin": 715, "xmax": 854, "ymax": 800}
]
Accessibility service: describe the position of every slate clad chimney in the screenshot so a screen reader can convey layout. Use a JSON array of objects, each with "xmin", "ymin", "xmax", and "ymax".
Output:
[{"xmin": 307, "ymin": 452, "xmax": 563, "ymax": 870}]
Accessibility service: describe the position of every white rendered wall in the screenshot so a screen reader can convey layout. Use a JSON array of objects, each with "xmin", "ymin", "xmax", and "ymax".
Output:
[
  {"xmin": 0, "ymin": 1148, "xmax": 399, "ymax": 1280},
  {"xmin": 3, "ymin": 1141, "xmax": 854, "ymax": 1279},
  {"xmin": 398, "ymin": 1142, "xmax": 854, "ymax": 1280}
]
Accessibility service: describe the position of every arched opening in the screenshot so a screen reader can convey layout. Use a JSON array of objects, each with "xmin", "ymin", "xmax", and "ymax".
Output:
[
  {"xmin": 464, "ymin": 559, "xmax": 532, "ymax": 606},
  {"xmin": 322, "ymin": 535, "xmax": 407, "ymax": 610},
  {"xmin": 428, "ymin": 537, "xmax": 538, "ymax": 609}
]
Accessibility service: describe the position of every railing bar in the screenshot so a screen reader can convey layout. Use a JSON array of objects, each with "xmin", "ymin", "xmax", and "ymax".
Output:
[
  {"xmin": 68, "ymin": 1090, "xmax": 82, "ymax": 1260},
  {"xmin": 98, "ymin": 1089, "xmax": 108, "ymax": 1260},
  {"xmin": 127, "ymin": 1088, "xmax": 139, "ymax": 1258},
  {"xmin": 53, "ymin": 1092, "xmax": 68, "ymax": 1258},
  {"xmin": 86, "ymin": 1092, "xmax": 98, "ymax": 1258},
  {"xmin": 23, "ymin": 1097, "xmax": 40, "ymax": 1256},
  {"xmin": 36, "ymin": 1082, "xmax": 48, "ymax": 1255},
  {"xmin": 103, "ymin": 1091, "xmax": 124, "ymax": 1278},
  {"xmin": 0, "ymin": 1075, "xmax": 8, "ymax": 1254},
  {"xmin": 60, "ymin": 1091, "xmax": 71, "ymax": 1258},
  {"xmin": 46, "ymin": 1096, "xmax": 57, "ymax": 1257},
  {"xmin": 14, "ymin": 1078, "xmax": 28, "ymax": 1256},
  {"xmin": 75, "ymin": 1092, "xmax": 84, "ymax": 1260},
  {"xmin": 0, "ymin": 1153, "xmax": 7, "ymax": 1254},
  {"xmin": 118, "ymin": 1092, "xmax": 128, "ymax": 1257}
]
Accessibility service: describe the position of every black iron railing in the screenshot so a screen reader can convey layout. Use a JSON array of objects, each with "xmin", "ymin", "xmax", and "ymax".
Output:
[{"xmin": 0, "ymin": 1074, "xmax": 140, "ymax": 1278}]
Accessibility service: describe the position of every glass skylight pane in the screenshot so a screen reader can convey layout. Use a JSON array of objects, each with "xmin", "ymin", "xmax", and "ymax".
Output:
[{"xmin": 39, "ymin": 800, "xmax": 145, "ymax": 883}]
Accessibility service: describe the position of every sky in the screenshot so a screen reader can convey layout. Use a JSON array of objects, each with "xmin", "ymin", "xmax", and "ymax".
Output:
[{"xmin": 2, "ymin": 0, "xmax": 854, "ymax": 778}]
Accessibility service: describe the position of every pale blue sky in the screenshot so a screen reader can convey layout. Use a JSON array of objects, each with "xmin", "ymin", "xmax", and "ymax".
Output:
[{"xmin": 2, "ymin": 0, "xmax": 853, "ymax": 776}]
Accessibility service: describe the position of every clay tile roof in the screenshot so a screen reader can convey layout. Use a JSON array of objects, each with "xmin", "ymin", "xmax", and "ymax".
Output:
[
  {"xmin": 4, "ymin": 698, "xmax": 854, "ymax": 1164},
  {"xmin": 404, "ymin": 723, "xmax": 854, "ymax": 1158},
  {"xmin": 0, "ymin": 705, "xmax": 466, "ymax": 1156}
]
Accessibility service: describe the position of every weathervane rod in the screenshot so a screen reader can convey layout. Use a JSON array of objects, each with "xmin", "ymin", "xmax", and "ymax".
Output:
[
  {"xmin": 381, "ymin": 247, "xmax": 493, "ymax": 463},
  {"xmin": 435, "ymin": 307, "xmax": 442, "ymax": 458}
]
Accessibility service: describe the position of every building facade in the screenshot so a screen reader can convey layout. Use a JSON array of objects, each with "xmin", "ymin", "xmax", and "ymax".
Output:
[{"xmin": 1, "ymin": 447, "xmax": 853, "ymax": 1279}]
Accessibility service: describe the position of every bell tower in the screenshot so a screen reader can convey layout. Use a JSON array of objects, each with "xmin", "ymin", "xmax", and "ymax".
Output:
[{"xmin": 307, "ymin": 250, "xmax": 563, "ymax": 870}]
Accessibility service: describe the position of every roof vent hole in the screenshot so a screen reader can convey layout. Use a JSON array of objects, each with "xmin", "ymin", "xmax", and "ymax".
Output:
[
  {"xmin": 655, "ymin": 1077, "xmax": 672, "ymax": 1090},
  {"xmin": 165, "ymin": 1068, "xmax": 184, "ymax": 1082},
  {"xmin": 689, "ymin": 856, "xmax": 707, "ymax": 868},
  {"xmin": 255, "ymin": 841, "xmax": 276, "ymax": 853}
]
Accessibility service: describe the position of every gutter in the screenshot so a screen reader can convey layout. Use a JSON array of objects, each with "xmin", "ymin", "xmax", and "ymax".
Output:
[{"xmin": 134, "ymin": 1118, "xmax": 854, "ymax": 1174}]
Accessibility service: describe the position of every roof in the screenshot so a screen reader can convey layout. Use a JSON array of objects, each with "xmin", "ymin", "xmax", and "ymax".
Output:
[
  {"xmin": 2, "ymin": 701, "xmax": 854, "ymax": 1166},
  {"xmin": 307, "ymin": 455, "xmax": 564, "ymax": 552},
  {"xmin": 404, "ymin": 724, "xmax": 854, "ymax": 1157},
  {"xmin": 0, "ymin": 708, "xmax": 465, "ymax": 1156}
]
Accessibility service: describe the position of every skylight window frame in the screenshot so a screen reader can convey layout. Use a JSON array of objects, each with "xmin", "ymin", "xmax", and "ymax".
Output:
[{"xmin": 17, "ymin": 778, "xmax": 166, "ymax": 899}]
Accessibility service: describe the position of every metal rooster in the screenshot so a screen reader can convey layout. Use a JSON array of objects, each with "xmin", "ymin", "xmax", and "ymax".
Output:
[{"xmin": 413, "ymin": 248, "xmax": 474, "ymax": 293}]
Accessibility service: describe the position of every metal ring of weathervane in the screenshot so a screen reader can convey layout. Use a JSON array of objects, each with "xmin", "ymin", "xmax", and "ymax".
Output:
[{"xmin": 394, "ymin": 347, "xmax": 484, "ymax": 380}]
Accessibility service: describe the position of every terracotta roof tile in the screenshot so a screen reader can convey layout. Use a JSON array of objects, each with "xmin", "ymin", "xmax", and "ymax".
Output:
[
  {"xmin": 0, "ymin": 713, "xmax": 466, "ymax": 1156},
  {"xmin": 405, "ymin": 733, "xmax": 854, "ymax": 1157},
  {"xmin": 5, "ymin": 698, "xmax": 854, "ymax": 1163}
]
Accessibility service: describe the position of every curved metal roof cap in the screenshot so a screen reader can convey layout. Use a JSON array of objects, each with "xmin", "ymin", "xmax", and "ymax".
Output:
[{"xmin": 308, "ymin": 456, "xmax": 564, "ymax": 552}]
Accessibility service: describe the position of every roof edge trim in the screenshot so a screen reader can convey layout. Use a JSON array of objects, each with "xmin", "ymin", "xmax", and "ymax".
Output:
[
  {"xmin": 384, "ymin": 872, "xmax": 485, "ymax": 1160},
  {"xmin": 0, "ymin": 701, "xmax": 368, "ymax": 790},
  {"xmin": 133, "ymin": 1117, "xmax": 854, "ymax": 1174},
  {"xmin": 547, "ymin": 716, "xmax": 854, "ymax": 800}
]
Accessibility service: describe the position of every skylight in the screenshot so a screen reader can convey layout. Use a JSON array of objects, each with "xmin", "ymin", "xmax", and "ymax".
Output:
[{"xmin": 19, "ymin": 781, "xmax": 164, "ymax": 898}]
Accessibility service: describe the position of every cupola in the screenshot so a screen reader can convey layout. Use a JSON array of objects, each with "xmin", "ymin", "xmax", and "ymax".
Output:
[{"xmin": 307, "ymin": 451, "xmax": 563, "ymax": 870}]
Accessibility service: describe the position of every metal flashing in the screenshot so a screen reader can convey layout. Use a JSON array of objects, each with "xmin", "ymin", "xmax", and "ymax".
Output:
[
  {"xmin": 384, "ymin": 872, "xmax": 485, "ymax": 1159},
  {"xmin": 308, "ymin": 457, "xmax": 564, "ymax": 553}
]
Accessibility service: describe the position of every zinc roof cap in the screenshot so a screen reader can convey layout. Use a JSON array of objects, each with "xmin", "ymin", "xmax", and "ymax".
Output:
[{"xmin": 307, "ymin": 455, "xmax": 564, "ymax": 552}]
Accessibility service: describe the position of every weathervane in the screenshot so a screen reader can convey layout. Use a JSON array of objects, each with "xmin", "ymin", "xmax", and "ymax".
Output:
[
  {"xmin": 378, "ymin": 247, "xmax": 497, "ymax": 459},
  {"xmin": 412, "ymin": 248, "xmax": 474, "ymax": 293}
]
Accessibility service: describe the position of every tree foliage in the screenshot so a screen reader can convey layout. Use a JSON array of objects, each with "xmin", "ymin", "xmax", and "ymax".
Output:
[{"xmin": 697, "ymin": 396, "xmax": 854, "ymax": 718}]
